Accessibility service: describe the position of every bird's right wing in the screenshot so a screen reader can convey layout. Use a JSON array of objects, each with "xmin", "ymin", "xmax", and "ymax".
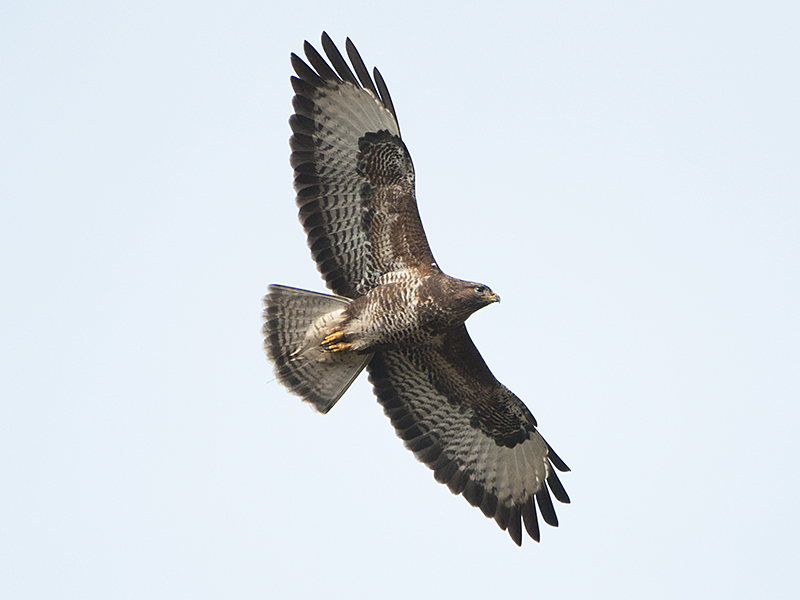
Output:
[{"xmin": 367, "ymin": 326, "xmax": 570, "ymax": 546}]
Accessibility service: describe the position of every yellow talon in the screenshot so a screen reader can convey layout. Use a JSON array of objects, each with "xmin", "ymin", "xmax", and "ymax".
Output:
[
  {"xmin": 321, "ymin": 330, "xmax": 351, "ymax": 352},
  {"xmin": 323, "ymin": 341, "xmax": 353, "ymax": 353},
  {"xmin": 322, "ymin": 331, "xmax": 344, "ymax": 345}
]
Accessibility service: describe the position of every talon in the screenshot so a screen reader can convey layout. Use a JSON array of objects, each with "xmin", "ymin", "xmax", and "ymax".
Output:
[
  {"xmin": 322, "ymin": 331, "xmax": 344, "ymax": 345},
  {"xmin": 321, "ymin": 330, "xmax": 351, "ymax": 353},
  {"xmin": 322, "ymin": 341, "xmax": 353, "ymax": 353}
]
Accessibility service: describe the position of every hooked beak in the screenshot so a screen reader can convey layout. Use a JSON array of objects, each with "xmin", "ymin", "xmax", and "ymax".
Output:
[{"xmin": 486, "ymin": 292, "xmax": 500, "ymax": 304}]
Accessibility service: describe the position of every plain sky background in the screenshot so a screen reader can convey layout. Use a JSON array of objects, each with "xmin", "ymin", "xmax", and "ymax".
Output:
[{"xmin": 2, "ymin": 1, "xmax": 799, "ymax": 598}]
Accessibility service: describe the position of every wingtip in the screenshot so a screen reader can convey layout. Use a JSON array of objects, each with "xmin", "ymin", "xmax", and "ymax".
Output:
[
  {"xmin": 507, "ymin": 505, "xmax": 523, "ymax": 546},
  {"xmin": 546, "ymin": 442, "xmax": 571, "ymax": 472}
]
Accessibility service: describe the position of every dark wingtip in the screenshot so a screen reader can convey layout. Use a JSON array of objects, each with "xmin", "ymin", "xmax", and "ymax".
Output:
[
  {"xmin": 547, "ymin": 469, "xmax": 571, "ymax": 504},
  {"xmin": 546, "ymin": 442, "xmax": 571, "ymax": 472},
  {"xmin": 507, "ymin": 505, "xmax": 523, "ymax": 546},
  {"xmin": 344, "ymin": 38, "xmax": 379, "ymax": 98},
  {"xmin": 321, "ymin": 32, "xmax": 359, "ymax": 85},
  {"xmin": 522, "ymin": 497, "xmax": 541, "ymax": 542},
  {"xmin": 373, "ymin": 67, "xmax": 399, "ymax": 135},
  {"xmin": 536, "ymin": 485, "xmax": 559, "ymax": 528},
  {"xmin": 290, "ymin": 53, "xmax": 323, "ymax": 88},
  {"xmin": 303, "ymin": 38, "xmax": 339, "ymax": 82}
]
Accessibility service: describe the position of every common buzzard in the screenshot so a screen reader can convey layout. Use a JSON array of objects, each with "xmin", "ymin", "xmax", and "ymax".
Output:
[{"xmin": 263, "ymin": 33, "xmax": 570, "ymax": 545}]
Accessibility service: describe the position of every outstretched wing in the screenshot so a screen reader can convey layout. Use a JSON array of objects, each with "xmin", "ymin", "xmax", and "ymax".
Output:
[
  {"xmin": 367, "ymin": 326, "xmax": 570, "ymax": 546},
  {"xmin": 290, "ymin": 33, "xmax": 436, "ymax": 299}
]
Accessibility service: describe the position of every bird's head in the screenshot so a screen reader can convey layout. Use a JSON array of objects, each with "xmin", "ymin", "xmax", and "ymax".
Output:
[
  {"xmin": 470, "ymin": 283, "xmax": 501, "ymax": 306},
  {"xmin": 451, "ymin": 280, "xmax": 500, "ymax": 316}
]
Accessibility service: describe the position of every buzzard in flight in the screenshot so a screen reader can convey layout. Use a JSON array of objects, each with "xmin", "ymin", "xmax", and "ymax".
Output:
[{"xmin": 263, "ymin": 33, "xmax": 570, "ymax": 545}]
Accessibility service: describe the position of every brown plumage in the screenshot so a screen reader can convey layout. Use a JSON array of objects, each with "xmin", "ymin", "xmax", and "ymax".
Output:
[{"xmin": 263, "ymin": 32, "xmax": 570, "ymax": 545}]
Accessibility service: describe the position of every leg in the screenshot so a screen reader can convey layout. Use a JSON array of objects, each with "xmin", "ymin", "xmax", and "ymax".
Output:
[{"xmin": 321, "ymin": 330, "xmax": 353, "ymax": 353}]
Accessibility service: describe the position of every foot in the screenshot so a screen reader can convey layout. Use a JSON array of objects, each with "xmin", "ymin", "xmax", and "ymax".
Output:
[
  {"xmin": 321, "ymin": 331, "xmax": 351, "ymax": 353},
  {"xmin": 322, "ymin": 341, "xmax": 353, "ymax": 353}
]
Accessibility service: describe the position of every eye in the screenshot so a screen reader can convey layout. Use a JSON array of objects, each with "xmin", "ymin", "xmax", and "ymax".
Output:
[{"xmin": 474, "ymin": 285, "xmax": 487, "ymax": 295}]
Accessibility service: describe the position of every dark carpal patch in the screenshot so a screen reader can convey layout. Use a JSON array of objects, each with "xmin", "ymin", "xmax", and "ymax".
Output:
[{"xmin": 357, "ymin": 131, "xmax": 415, "ymax": 187}]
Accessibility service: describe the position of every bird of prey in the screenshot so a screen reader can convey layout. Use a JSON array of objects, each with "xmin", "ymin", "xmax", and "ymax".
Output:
[{"xmin": 263, "ymin": 32, "xmax": 570, "ymax": 545}]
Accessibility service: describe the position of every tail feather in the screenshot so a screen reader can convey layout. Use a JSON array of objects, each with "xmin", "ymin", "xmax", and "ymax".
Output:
[{"xmin": 262, "ymin": 284, "xmax": 372, "ymax": 413}]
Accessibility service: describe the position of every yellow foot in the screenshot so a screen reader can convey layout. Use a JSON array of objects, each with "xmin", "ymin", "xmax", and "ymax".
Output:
[
  {"xmin": 321, "ymin": 331, "xmax": 351, "ymax": 353},
  {"xmin": 322, "ymin": 331, "xmax": 345, "ymax": 345},
  {"xmin": 322, "ymin": 341, "xmax": 353, "ymax": 353}
]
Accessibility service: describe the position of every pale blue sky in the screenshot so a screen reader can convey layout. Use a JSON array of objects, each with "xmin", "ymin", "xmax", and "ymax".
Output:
[{"xmin": 2, "ymin": 1, "xmax": 799, "ymax": 598}]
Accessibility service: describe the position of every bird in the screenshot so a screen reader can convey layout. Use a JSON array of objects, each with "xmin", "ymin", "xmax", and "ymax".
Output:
[{"xmin": 263, "ymin": 32, "xmax": 569, "ymax": 545}]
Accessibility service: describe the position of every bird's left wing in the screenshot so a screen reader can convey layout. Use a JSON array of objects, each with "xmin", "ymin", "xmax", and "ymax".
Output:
[
  {"xmin": 290, "ymin": 33, "xmax": 436, "ymax": 299},
  {"xmin": 367, "ymin": 326, "xmax": 570, "ymax": 545}
]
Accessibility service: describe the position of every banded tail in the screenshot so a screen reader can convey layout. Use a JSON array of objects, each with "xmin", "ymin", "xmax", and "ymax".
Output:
[{"xmin": 262, "ymin": 285, "xmax": 372, "ymax": 413}]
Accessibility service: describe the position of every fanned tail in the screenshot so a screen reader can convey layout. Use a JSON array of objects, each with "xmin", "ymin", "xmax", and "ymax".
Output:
[{"xmin": 262, "ymin": 285, "xmax": 372, "ymax": 413}]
